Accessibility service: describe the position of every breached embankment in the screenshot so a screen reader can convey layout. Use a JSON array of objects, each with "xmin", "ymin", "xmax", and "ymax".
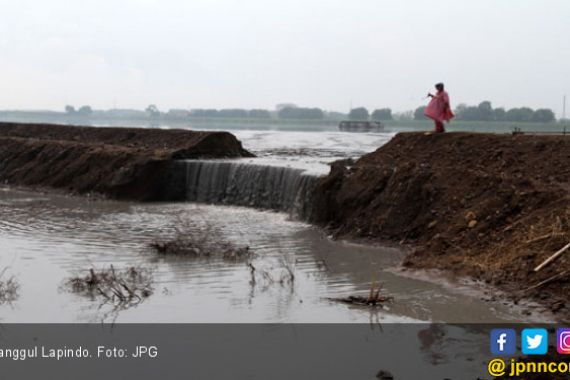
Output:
[
  {"xmin": 173, "ymin": 160, "xmax": 317, "ymax": 219},
  {"xmin": 0, "ymin": 122, "xmax": 253, "ymax": 200},
  {"xmin": 311, "ymin": 132, "xmax": 570, "ymax": 316}
]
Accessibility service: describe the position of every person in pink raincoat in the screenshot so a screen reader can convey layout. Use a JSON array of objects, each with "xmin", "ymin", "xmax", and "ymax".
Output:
[{"xmin": 424, "ymin": 83, "xmax": 454, "ymax": 133}]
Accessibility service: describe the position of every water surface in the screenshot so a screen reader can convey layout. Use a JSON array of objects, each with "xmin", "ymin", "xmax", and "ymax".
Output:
[{"xmin": 0, "ymin": 188, "xmax": 548, "ymax": 323}]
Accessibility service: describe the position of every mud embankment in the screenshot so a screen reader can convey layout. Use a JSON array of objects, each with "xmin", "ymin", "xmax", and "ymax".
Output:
[
  {"xmin": 312, "ymin": 132, "xmax": 570, "ymax": 316},
  {"xmin": 0, "ymin": 122, "xmax": 253, "ymax": 201}
]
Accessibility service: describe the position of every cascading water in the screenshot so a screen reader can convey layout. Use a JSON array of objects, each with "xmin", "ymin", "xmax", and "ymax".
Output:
[{"xmin": 174, "ymin": 160, "xmax": 321, "ymax": 220}]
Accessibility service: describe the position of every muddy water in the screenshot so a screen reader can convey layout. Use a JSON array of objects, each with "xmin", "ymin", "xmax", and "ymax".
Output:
[
  {"xmin": 0, "ymin": 187, "xmax": 548, "ymax": 323},
  {"xmin": 0, "ymin": 129, "xmax": 554, "ymax": 323}
]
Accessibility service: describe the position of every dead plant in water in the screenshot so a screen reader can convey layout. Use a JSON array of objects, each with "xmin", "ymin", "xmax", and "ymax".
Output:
[
  {"xmin": 244, "ymin": 254, "xmax": 297, "ymax": 292},
  {"xmin": 222, "ymin": 245, "xmax": 253, "ymax": 261},
  {"xmin": 328, "ymin": 279, "xmax": 393, "ymax": 307},
  {"xmin": 66, "ymin": 265, "xmax": 153, "ymax": 308},
  {"xmin": 0, "ymin": 268, "xmax": 19, "ymax": 305},
  {"xmin": 278, "ymin": 255, "xmax": 295, "ymax": 285},
  {"xmin": 150, "ymin": 224, "xmax": 253, "ymax": 261}
]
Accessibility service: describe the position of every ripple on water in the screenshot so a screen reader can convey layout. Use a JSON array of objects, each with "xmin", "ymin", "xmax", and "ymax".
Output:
[{"xmin": 0, "ymin": 184, "xmax": 551, "ymax": 323}]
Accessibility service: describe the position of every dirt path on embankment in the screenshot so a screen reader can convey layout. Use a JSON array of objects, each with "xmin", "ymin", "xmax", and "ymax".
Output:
[
  {"xmin": 0, "ymin": 122, "xmax": 252, "ymax": 201},
  {"xmin": 311, "ymin": 132, "xmax": 570, "ymax": 318}
]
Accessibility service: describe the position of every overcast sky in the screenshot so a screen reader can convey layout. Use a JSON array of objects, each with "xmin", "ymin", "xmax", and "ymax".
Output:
[{"xmin": 0, "ymin": 0, "xmax": 568, "ymax": 115}]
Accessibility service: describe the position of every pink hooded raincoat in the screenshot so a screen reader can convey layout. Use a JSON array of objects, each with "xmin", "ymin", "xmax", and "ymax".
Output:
[{"xmin": 425, "ymin": 91, "xmax": 454, "ymax": 122}]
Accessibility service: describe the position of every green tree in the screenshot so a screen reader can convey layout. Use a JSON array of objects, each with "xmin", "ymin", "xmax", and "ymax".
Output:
[
  {"xmin": 191, "ymin": 109, "xmax": 219, "ymax": 117},
  {"xmin": 145, "ymin": 104, "xmax": 160, "ymax": 118},
  {"xmin": 531, "ymin": 109, "xmax": 556, "ymax": 123},
  {"xmin": 248, "ymin": 109, "xmax": 271, "ymax": 119},
  {"xmin": 394, "ymin": 110, "xmax": 414, "ymax": 121},
  {"xmin": 414, "ymin": 106, "xmax": 427, "ymax": 120},
  {"xmin": 455, "ymin": 106, "xmax": 480, "ymax": 120},
  {"xmin": 371, "ymin": 108, "xmax": 393, "ymax": 121},
  {"xmin": 278, "ymin": 107, "xmax": 324, "ymax": 120},
  {"xmin": 493, "ymin": 107, "xmax": 506, "ymax": 121},
  {"xmin": 77, "ymin": 105, "xmax": 93, "ymax": 117},
  {"xmin": 505, "ymin": 107, "xmax": 534, "ymax": 122},
  {"xmin": 477, "ymin": 101, "xmax": 493, "ymax": 121},
  {"xmin": 349, "ymin": 107, "xmax": 369, "ymax": 121},
  {"xmin": 218, "ymin": 109, "xmax": 248, "ymax": 118},
  {"xmin": 326, "ymin": 111, "xmax": 348, "ymax": 120},
  {"xmin": 454, "ymin": 102, "xmax": 492, "ymax": 121},
  {"xmin": 65, "ymin": 105, "xmax": 76, "ymax": 114},
  {"xmin": 453, "ymin": 104, "xmax": 467, "ymax": 119}
]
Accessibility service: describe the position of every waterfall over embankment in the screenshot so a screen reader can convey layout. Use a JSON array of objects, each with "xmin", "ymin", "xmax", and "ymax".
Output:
[{"xmin": 173, "ymin": 160, "xmax": 321, "ymax": 219}]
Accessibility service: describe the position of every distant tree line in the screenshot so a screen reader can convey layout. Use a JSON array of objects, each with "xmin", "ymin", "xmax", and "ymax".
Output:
[
  {"xmin": 61, "ymin": 101, "xmax": 556, "ymax": 124},
  {"xmin": 191, "ymin": 109, "xmax": 272, "ymax": 119},
  {"xmin": 118, "ymin": 105, "xmax": 394, "ymax": 122},
  {"xmin": 413, "ymin": 102, "xmax": 556, "ymax": 123},
  {"xmin": 192, "ymin": 107, "xmax": 328, "ymax": 120},
  {"xmin": 277, "ymin": 107, "xmax": 324, "ymax": 120},
  {"xmin": 346, "ymin": 107, "xmax": 393, "ymax": 121}
]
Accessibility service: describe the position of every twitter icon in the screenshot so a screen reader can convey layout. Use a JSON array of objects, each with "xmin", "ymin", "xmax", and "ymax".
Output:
[{"xmin": 522, "ymin": 328, "xmax": 548, "ymax": 355}]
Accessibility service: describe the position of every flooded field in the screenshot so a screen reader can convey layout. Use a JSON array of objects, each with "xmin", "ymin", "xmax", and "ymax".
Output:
[
  {"xmin": 0, "ymin": 129, "xmax": 552, "ymax": 323},
  {"xmin": 0, "ymin": 188, "xmax": 548, "ymax": 323}
]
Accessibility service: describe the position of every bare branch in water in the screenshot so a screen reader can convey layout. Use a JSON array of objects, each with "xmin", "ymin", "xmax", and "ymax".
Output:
[
  {"xmin": 65, "ymin": 266, "xmax": 154, "ymax": 310},
  {"xmin": 150, "ymin": 221, "xmax": 253, "ymax": 261},
  {"xmin": 0, "ymin": 272, "xmax": 19, "ymax": 306}
]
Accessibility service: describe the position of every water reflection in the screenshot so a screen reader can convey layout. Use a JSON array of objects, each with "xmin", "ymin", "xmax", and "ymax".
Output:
[{"xmin": 0, "ymin": 188, "xmax": 549, "ymax": 323}]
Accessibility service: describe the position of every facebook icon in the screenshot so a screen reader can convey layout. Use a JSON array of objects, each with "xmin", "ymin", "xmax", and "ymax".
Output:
[{"xmin": 491, "ymin": 329, "xmax": 517, "ymax": 355}]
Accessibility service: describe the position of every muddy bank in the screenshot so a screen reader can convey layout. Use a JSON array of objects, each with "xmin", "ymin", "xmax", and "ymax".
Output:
[
  {"xmin": 311, "ymin": 132, "xmax": 570, "ymax": 317},
  {"xmin": 0, "ymin": 122, "xmax": 252, "ymax": 200}
]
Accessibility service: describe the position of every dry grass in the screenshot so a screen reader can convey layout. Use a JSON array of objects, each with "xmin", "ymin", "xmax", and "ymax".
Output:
[
  {"xmin": 469, "ymin": 207, "xmax": 570, "ymax": 272},
  {"xmin": 66, "ymin": 265, "xmax": 153, "ymax": 308},
  {"xmin": 524, "ymin": 209, "xmax": 570, "ymax": 250},
  {"xmin": 510, "ymin": 208, "xmax": 570, "ymax": 268}
]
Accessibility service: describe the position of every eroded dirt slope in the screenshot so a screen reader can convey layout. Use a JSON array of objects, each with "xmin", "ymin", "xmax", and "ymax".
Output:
[
  {"xmin": 312, "ymin": 132, "xmax": 570, "ymax": 317},
  {"xmin": 0, "ymin": 122, "xmax": 253, "ymax": 200}
]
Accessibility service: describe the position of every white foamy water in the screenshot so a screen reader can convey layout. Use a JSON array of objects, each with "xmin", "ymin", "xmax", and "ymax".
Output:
[{"xmin": 232, "ymin": 130, "xmax": 395, "ymax": 175}]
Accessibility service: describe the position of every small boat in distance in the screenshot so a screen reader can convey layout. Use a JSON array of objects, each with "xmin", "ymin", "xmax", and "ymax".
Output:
[{"xmin": 338, "ymin": 120, "xmax": 384, "ymax": 132}]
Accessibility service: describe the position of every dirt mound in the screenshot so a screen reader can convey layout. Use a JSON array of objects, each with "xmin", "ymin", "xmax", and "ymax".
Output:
[
  {"xmin": 0, "ymin": 122, "xmax": 253, "ymax": 158},
  {"xmin": 0, "ymin": 122, "xmax": 253, "ymax": 200},
  {"xmin": 311, "ymin": 132, "xmax": 570, "ymax": 317}
]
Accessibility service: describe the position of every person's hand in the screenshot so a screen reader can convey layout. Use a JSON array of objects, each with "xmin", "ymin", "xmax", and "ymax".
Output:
[{"xmin": 427, "ymin": 93, "xmax": 434, "ymax": 98}]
